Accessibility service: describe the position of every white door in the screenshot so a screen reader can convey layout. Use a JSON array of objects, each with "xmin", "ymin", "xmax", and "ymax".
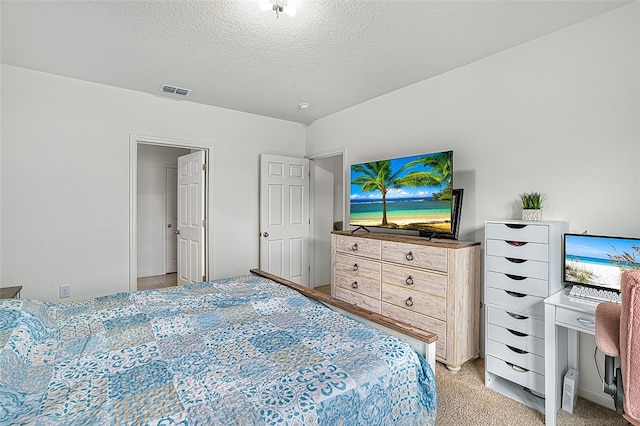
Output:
[
  {"xmin": 165, "ymin": 167, "xmax": 178, "ymax": 274},
  {"xmin": 260, "ymin": 154, "xmax": 310, "ymax": 286},
  {"xmin": 177, "ymin": 151, "xmax": 206, "ymax": 285}
]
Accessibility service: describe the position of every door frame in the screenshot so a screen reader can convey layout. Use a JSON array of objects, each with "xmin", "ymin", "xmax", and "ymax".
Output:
[
  {"xmin": 164, "ymin": 165, "xmax": 178, "ymax": 275},
  {"xmin": 307, "ymin": 147, "xmax": 347, "ymax": 288},
  {"xmin": 129, "ymin": 134, "xmax": 213, "ymax": 291}
]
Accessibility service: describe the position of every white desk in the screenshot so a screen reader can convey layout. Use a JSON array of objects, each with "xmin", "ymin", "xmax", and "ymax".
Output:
[{"xmin": 544, "ymin": 288, "xmax": 598, "ymax": 426}]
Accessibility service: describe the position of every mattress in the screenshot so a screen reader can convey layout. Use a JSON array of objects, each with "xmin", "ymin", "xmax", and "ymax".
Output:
[{"xmin": 0, "ymin": 274, "xmax": 437, "ymax": 425}]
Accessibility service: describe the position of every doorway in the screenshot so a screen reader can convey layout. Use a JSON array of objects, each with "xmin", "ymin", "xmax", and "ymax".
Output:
[
  {"xmin": 129, "ymin": 135, "xmax": 212, "ymax": 292},
  {"xmin": 309, "ymin": 149, "xmax": 345, "ymax": 289}
]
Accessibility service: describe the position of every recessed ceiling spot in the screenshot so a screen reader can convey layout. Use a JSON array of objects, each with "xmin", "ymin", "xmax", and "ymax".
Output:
[{"xmin": 298, "ymin": 103, "xmax": 311, "ymax": 110}]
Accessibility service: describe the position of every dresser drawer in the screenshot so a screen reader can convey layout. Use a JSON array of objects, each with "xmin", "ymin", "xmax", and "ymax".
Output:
[
  {"xmin": 485, "ymin": 256, "xmax": 548, "ymax": 280},
  {"xmin": 335, "ymin": 253, "xmax": 381, "ymax": 281},
  {"xmin": 486, "ymin": 222, "xmax": 549, "ymax": 244},
  {"xmin": 485, "ymin": 287, "xmax": 544, "ymax": 316},
  {"xmin": 381, "ymin": 241, "xmax": 447, "ymax": 272},
  {"xmin": 487, "ymin": 323, "xmax": 544, "ymax": 357},
  {"xmin": 485, "ymin": 239, "xmax": 549, "ymax": 262},
  {"xmin": 486, "ymin": 355, "xmax": 545, "ymax": 395},
  {"xmin": 381, "ymin": 263, "xmax": 447, "ymax": 298},
  {"xmin": 381, "ymin": 302, "xmax": 446, "ymax": 359},
  {"xmin": 484, "ymin": 271, "xmax": 549, "ymax": 298},
  {"xmin": 487, "ymin": 306, "xmax": 544, "ymax": 338},
  {"xmin": 381, "ymin": 284, "xmax": 446, "ymax": 321},
  {"xmin": 485, "ymin": 339, "xmax": 545, "ymax": 375},
  {"xmin": 556, "ymin": 306, "xmax": 596, "ymax": 333},
  {"xmin": 335, "ymin": 287, "xmax": 381, "ymax": 313},
  {"xmin": 335, "ymin": 235, "xmax": 381, "ymax": 259}
]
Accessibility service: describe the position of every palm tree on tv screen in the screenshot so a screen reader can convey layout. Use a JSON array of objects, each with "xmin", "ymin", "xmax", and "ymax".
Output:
[
  {"xmin": 406, "ymin": 151, "xmax": 453, "ymax": 200},
  {"xmin": 351, "ymin": 157, "xmax": 448, "ymax": 226}
]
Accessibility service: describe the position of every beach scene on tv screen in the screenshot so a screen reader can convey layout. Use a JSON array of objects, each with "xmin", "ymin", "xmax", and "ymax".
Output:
[
  {"xmin": 350, "ymin": 151, "xmax": 452, "ymax": 233},
  {"xmin": 564, "ymin": 235, "xmax": 640, "ymax": 289}
]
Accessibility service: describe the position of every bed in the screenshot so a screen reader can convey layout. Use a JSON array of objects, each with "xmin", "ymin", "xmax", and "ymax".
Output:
[{"xmin": 0, "ymin": 273, "xmax": 437, "ymax": 425}]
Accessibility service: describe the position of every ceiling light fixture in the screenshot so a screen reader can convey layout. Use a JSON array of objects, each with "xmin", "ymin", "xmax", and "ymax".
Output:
[
  {"xmin": 259, "ymin": 0, "xmax": 296, "ymax": 18},
  {"xmin": 298, "ymin": 103, "xmax": 311, "ymax": 110}
]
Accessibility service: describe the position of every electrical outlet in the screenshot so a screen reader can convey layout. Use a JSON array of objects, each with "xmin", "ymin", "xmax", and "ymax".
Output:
[{"xmin": 59, "ymin": 284, "xmax": 71, "ymax": 298}]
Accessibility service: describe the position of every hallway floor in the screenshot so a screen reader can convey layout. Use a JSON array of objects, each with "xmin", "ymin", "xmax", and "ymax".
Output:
[{"xmin": 137, "ymin": 273, "xmax": 177, "ymax": 291}]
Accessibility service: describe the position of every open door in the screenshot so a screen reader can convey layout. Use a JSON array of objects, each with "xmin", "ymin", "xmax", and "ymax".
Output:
[
  {"xmin": 260, "ymin": 154, "xmax": 310, "ymax": 286},
  {"xmin": 177, "ymin": 151, "xmax": 206, "ymax": 285}
]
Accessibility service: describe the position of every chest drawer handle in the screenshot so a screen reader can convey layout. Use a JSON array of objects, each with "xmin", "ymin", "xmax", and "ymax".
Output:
[
  {"xmin": 506, "ymin": 274, "xmax": 526, "ymax": 281},
  {"xmin": 406, "ymin": 251, "xmax": 414, "ymax": 261},
  {"xmin": 506, "ymin": 257, "xmax": 526, "ymax": 264},
  {"xmin": 507, "ymin": 345, "xmax": 528, "ymax": 355},
  {"xmin": 405, "ymin": 297, "xmax": 414, "ymax": 307},
  {"xmin": 505, "ymin": 224, "xmax": 527, "ymax": 229},
  {"xmin": 506, "ymin": 290, "xmax": 526, "ymax": 298},
  {"xmin": 507, "ymin": 362, "xmax": 529, "ymax": 373},
  {"xmin": 507, "ymin": 312, "xmax": 528, "ymax": 320},
  {"xmin": 577, "ymin": 318, "xmax": 594, "ymax": 328},
  {"xmin": 351, "ymin": 281, "xmax": 359, "ymax": 289},
  {"xmin": 353, "ymin": 264, "xmax": 359, "ymax": 272},
  {"xmin": 507, "ymin": 329, "xmax": 528, "ymax": 337},
  {"xmin": 506, "ymin": 240, "xmax": 528, "ymax": 247},
  {"xmin": 352, "ymin": 243, "xmax": 358, "ymax": 251},
  {"xmin": 405, "ymin": 276, "xmax": 414, "ymax": 285}
]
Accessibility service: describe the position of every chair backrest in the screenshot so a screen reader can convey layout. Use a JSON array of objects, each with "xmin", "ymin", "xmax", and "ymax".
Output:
[{"xmin": 621, "ymin": 270, "xmax": 640, "ymax": 425}]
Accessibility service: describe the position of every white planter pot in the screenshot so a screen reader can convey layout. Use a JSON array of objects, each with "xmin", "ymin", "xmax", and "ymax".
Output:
[{"xmin": 522, "ymin": 209, "xmax": 542, "ymax": 221}]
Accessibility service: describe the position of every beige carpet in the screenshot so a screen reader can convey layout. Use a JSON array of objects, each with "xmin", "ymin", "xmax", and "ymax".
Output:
[{"xmin": 435, "ymin": 358, "xmax": 627, "ymax": 425}]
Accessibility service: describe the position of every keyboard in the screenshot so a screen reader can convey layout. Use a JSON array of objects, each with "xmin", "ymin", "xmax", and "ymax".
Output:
[{"xmin": 568, "ymin": 285, "xmax": 621, "ymax": 304}]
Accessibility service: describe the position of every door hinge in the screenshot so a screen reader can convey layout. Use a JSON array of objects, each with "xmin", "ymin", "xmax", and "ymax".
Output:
[
  {"xmin": 202, "ymin": 219, "xmax": 206, "ymax": 227},
  {"xmin": 202, "ymin": 163, "xmax": 207, "ymax": 171},
  {"xmin": 202, "ymin": 275, "xmax": 206, "ymax": 282}
]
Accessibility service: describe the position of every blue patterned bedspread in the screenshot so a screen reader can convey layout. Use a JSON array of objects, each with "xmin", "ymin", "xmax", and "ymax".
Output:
[{"xmin": 0, "ymin": 274, "xmax": 436, "ymax": 425}]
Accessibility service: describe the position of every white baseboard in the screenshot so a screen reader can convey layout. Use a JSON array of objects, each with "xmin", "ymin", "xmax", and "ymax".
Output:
[{"xmin": 579, "ymin": 386, "xmax": 615, "ymax": 411}]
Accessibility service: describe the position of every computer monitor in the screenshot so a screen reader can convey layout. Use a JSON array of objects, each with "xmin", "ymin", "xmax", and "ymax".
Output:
[{"xmin": 563, "ymin": 233, "xmax": 640, "ymax": 291}]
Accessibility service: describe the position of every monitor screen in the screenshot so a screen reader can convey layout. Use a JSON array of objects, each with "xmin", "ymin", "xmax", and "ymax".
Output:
[
  {"xmin": 349, "ymin": 150, "xmax": 453, "ymax": 236},
  {"xmin": 563, "ymin": 233, "xmax": 640, "ymax": 291}
]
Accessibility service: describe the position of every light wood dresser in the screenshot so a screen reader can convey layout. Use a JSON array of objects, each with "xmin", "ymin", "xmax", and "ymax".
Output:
[
  {"xmin": 484, "ymin": 220, "xmax": 568, "ymax": 412},
  {"xmin": 331, "ymin": 231, "xmax": 481, "ymax": 371}
]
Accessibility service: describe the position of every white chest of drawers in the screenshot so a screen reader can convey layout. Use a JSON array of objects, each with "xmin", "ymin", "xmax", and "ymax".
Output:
[
  {"xmin": 331, "ymin": 231, "xmax": 481, "ymax": 371},
  {"xmin": 484, "ymin": 220, "xmax": 568, "ymax": 412}
]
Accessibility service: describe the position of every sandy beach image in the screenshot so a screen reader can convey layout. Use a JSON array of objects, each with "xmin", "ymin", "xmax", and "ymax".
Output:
[{"xmin": 565, "ymin": 260, "xmax": 623, "ymax": 290}]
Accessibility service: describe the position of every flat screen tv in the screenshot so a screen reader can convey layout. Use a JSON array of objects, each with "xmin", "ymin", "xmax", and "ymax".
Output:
[
  {"xmin": 563, "ymin": 233, "xmax": 640, "ymax": 291},
  {"xmin": 349, "ymin": 150, "xmax": 460, "ymax": 239}
]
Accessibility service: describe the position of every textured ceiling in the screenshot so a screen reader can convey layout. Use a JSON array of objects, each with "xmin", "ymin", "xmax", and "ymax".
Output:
[{"xmin": 1, "ymin": 1, "xmax": 628, "ymax": 124}]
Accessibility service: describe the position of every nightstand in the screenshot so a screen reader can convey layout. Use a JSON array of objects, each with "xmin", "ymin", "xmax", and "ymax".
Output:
[{"xmin": 1, "ymin": 285, "xmax": 22, "ymax": 299}]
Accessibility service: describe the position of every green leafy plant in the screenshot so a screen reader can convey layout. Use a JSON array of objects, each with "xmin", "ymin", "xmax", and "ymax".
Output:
[{"xmin": 519, "ymin": 192, "xmax": 547, "ymax": 209}]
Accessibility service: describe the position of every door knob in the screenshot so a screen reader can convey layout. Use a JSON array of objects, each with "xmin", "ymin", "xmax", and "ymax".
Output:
[
  {"xmin": 173, "ymin": 230, "xmax": 180, "ymax": 235},
  {"xmin": 263, "ymin": 232, "xmax": 269, "ymax": 237},
  {"xmin": 167, "ymin": 224, "xmax": 172, "ymax": 228}
]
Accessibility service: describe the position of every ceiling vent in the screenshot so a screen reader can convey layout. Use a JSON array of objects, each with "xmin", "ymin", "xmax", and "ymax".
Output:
[{"xmin": 160, "ymin": 84, "xmax": 192, "ymax": 96}]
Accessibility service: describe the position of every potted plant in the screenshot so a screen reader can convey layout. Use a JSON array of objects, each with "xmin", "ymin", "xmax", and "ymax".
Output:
[{"xmin": 519, "ymin": 191, "xmax": 547, "ymax": 221}]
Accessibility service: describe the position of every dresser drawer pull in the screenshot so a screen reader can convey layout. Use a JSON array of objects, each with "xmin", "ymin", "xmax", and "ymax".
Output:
[
  {"xmin": 352, "ymin": 243, "xmax": 358, "ymax": 251},
  {"xmin": 405, "ymin": 251, "xmax": 414, "ymax": 261},
  {"xmin": 507, "ymin": 328, "xmax": 528, "ymax": 337},
  {"xmin": 405, "ymin": 297, "xmax": 414, "ymax": 307},
  {"xmin": 405, "ymin": 276, "xmax": 414, "ymax": 285},
  {"xmin": 506, "ymin": 240, "xmax": 528, "ymax": 247},
  {"xmin": 507, "ymin": 312, "xmax": 528, "ymax": 320},
  {"xmin": 506, "ymin": 290, "xmax": 526, "ymax": 298},
  {"xmin": 351, "ymin": 281, "xmax": 358, "ymax": 289},
  {"xmin": 353, "ymin": 264, "xmax": 359, "ymax": 272},
  {"xmin": 506, "ymin": 257, "xmax": 526, "ymax": 264},
  {"xmin": 505, "ymin": 273, "xmax": 527, "ymax": 281},
  {"xmin": 505, "ymin": 224, "xmax": 527, "ymax": 229},
  {"xmin": 507, "ymin": 362, "xmax": 529, "ymax": 373},
  {"xmin": 577, "ymin": 318, "xmax": 594, "ymax": 328},
  {"xmin": 507, "ymin": 345, "xmax": 528, "ymax": 355}
]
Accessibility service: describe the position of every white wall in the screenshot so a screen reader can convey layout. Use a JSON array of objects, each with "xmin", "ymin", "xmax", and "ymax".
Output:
[
  {"xmin": 0, "ymin": 64, "xmax": 305, "ymax": 301},
  {"xmin": 305, "ymin": 4, "xmax": 639, "ymax": 408},
  {"xmin": 137, "ymin": 144, "xmax": 190, "ymax": 277}
]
